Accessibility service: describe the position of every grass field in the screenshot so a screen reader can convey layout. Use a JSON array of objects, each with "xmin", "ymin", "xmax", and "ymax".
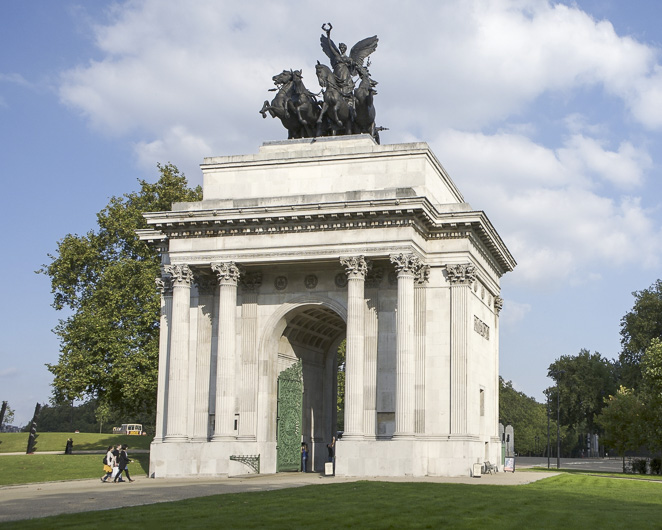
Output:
[
  {"xmin": 0, "ymin": 453, "xmax": 150, "ymax": 485},
  {"xmin": 0, "ymin": 432, "xmax": 152, "ymax": 453},
  {"xmin": 2, "ymin": 473, "xmax": 662, "ymax": 529}
]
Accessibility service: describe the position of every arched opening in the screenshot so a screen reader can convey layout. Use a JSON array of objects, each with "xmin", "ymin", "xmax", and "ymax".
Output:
[{"xmin": 275, "ymin": 304, "xmax": 346, "ymax": 472}]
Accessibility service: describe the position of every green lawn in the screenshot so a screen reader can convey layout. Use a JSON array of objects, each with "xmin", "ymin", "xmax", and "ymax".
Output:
[
  {"xmin": 2, "ymin": 473, "xmax": 662, "ymax": 529},
  {"xmin": 0, "ymin": 453, "xmax": 150, "ymax": 485},
  {"xmin": 0, "ymin": 432, "xmax": 153, "ymax": 453}
]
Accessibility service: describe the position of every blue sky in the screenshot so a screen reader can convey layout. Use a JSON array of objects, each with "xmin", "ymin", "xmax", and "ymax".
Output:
[{"xmin": 2, "ymin": 0, "xmax": 662, "ymax": 426}]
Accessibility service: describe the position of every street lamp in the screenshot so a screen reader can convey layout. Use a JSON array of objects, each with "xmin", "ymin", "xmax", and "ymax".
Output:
[
  {"xmin": 549, "ymin": 370, "xmax": 565, "ymax": 470},
  {"xmin": 545, "ymin": 389, "xmax": 551, "ymax": 469}
]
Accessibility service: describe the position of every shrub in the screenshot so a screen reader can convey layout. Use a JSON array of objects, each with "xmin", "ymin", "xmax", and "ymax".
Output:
[
  {"xmin": 632, "ymin": 458, "xmax": 648, "ymax": 474},
  {"xmin": 650, "ymin": 457, "xmax": 662, "ymax": 475}
]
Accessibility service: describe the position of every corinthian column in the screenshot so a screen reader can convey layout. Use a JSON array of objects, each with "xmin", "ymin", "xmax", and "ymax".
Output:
[
  {"xmin": 446, "ymin": 263, "xmax": 477, "ymax": 435},
  {"xmin": 414, "ymin": 264, "xmax": 430, "ymax": 434},
  {"xmin": 238, "ymin": 271, "xmax": 262, "ymax": 440},
  {"xmin": 340, "ymin": 256, "xmax": 368, "ymax": 439},
  {"xmin": 211, "ymin": 262, "xmax": 240, "ymax": 441},
  {"xmin": 153, "ymin": 274, "xmax": 172, "ymax": 443},
  {"xmin": 390, "ymin": 253, "xmax": 421, "ymax": 438},
  {"xmin": 191, "ymin": 276, "xmax": 214, "ymax": 442},
  {"xmin": 163, "ymin": 264, "xmax": 193, "ymax": 442}
]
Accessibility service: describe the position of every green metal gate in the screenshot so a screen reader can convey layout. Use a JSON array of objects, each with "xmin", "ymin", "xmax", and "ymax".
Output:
[{"xmin": 276, "ymin": 359, "xmax": 303, "ymax": 472}]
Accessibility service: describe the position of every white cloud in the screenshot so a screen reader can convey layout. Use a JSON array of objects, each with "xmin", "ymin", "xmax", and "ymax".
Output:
[
  {"xmin": 55, "ymin": 0, "xmax": 662, "ymax": 286},
  {"xmin": 434, "ymin": 128, "xmax": 660, "ymax": 286},
  {"xmin": 0, "ymin": 367, "xmax": 18, "ymax": 378},
  {"xmin": 499, "ymin": 299, "xmax": 532, "ymax": 326}
]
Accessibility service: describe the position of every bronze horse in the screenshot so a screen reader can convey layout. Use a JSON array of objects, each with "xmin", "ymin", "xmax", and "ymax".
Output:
[
  {"xmin": 315, "ymin": 62, "xmax": 353, "ymax": 136},
  {"xmin": 259, "ymin": 70, "xmax": 305, "ymax": 139},
  {"xmin": 290, "ymin": 70, "xmax": 320, "ymax": 138},
  {"xmin": 354, "ymin": 66, "xmax": 378, "ymax": 141}
]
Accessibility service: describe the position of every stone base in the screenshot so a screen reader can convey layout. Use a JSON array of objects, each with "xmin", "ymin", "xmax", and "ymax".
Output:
[
  {"xmin": 149, "ymin": 436, "xmax": 501, "ymax": 479},
  {"xmin": 335, "ymin": 437, "xmax": 501, "ymax": 477},
  {"xmin": 149, "ymin": 440, "xmax": 277, "ymax": 478}
]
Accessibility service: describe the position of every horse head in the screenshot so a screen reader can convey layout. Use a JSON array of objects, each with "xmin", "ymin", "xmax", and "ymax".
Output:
[
  {"xmin": 315, "ymin": 61, "xmax": 332, "ymax": 88},
  {"xmin": 272, "ymin": 70, "xmax": 293, "ymax": 86}
]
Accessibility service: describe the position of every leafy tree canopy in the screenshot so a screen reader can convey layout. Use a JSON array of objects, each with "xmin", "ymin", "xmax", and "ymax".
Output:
[
  {"xmin": 499, "ymin": 377, "xmax": 549, "ymax": 456},
  {"xmin": 596, "ymin": 386, "xmax": 644, "ymax": 467},
  {"xmin": 619, "ymin": 279, "xmax": 662, "ymax": 388},
  {"xmin": 547, "ymin": 349, "xmax": 617, "ymax": 435},
  {"xmin": 40, "ymin": 164, "xmax": 202, "ymax": 418},
  {"xmin": 640, "ymin": 338, "xmax": 662, "ymax": 452}
]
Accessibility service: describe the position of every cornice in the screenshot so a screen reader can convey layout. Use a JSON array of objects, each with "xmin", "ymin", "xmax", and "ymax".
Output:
[{"xmin": 139, "ymin": 196, "xmax": 516, "ymax": 274}]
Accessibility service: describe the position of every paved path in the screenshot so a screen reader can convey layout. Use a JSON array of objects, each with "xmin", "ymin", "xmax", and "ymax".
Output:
[{"xmin": 0, "ymin": 471, "xmax": 555, "ymax": 523}]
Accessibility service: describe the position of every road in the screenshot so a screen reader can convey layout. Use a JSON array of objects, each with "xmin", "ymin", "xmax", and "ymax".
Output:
[{"xmin": 516, "ymin": 456, "xmax": 625, "ymax": 473}]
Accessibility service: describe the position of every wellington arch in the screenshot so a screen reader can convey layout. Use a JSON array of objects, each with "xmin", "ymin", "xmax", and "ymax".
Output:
[{"xmin": 139, "ymin": 135, "xmax": 516, "ymax": 477}]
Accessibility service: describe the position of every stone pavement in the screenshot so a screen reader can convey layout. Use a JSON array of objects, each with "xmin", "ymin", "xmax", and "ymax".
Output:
[{"xmin": 0, "ymin": 470, "xmax": 556, "ymax": 523}]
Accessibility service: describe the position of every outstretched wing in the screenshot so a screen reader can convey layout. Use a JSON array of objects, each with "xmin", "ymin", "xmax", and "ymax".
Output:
[
  {"xmin": 320, "ymin": 33, "xmax": 341, "ymax": 68},
  {"xmin": 350, "ymin": 36, "xmax": 378, "ymax": 66}
]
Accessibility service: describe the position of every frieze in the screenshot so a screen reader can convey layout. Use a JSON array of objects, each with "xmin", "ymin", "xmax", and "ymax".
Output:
[
  {"xmin": 474, "ymin": 316, "xmax": 490, "ymax": 340},
  {"xmin": 334, "ymin": 272, "xmax": 348, "ymax": 288},
  {"xmin": 240, "ymin": 271, "xmax": 263, "ymax": 291},
  {"xmin": 274, "ymin": 276, "xmax": 288, "ymax": 290},
  {"xmin": 304, "ymin": 274, "xmax": 318, "ymax": 289}
]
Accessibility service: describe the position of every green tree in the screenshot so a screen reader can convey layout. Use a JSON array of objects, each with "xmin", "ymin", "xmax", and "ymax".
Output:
[
  {"xmin": 0, "ymin": 403, "xmax": 15, "ymax": 428},
  {"xmin": 499, "ymin": 378, "xmax": 548, "ymax": 456},
  {"xmin": 619, "ymin": 279, "xmax": 662, "ymax": 388},
  {"xmin": 547, "ymin": 349, "xmax": 617, "ymax": 448},
  {"xmin": 641, "ymin": 338, "xmax": 662, "ymax": 452},
  {"xmin": 596, "ymin": 386, "xmax": 644, "ymax": 471},
  {"xmin": 40, "ymin": 164, "xmax": 202, "ymax": 418}
]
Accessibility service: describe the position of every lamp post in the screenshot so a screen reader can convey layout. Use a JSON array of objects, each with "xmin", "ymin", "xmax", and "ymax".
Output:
[
  {"xmin": 556, "ymin": 384, "xmax": 561, "ymax": 469},
  {"xmin": 545, "ymin": 389, "xmax": 551, "ymax": 469},
  {"xmin": 549, "ymin": 369, "xmax": 565, "ymax": 470}
]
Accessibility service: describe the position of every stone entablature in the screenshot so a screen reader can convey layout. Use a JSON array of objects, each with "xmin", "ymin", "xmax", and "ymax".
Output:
[{"xmin": 138, "ymin": 196, "xmax": 514, "ymax": 278}]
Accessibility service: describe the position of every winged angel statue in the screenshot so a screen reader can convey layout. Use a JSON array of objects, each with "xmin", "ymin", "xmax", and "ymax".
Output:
[{"xmin": 259, "ymin": 23, "xmax": 385, "ymax": 142}]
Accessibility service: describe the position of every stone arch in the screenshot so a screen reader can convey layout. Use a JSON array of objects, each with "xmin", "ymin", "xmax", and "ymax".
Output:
[{"xmin": 257, "ymin": 294, "xmax": 347, "ymax": 471}]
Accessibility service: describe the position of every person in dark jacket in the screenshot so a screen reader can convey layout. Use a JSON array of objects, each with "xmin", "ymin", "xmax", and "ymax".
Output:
[{"xmin": 114, "ymin": 444, "xmax": 134, "ymax": 483}]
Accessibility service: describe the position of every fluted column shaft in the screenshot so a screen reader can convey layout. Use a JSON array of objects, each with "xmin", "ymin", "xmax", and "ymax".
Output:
[
  {"xmin": 212, "ymin": 262, "xmax": 240, "ymax": 441},
  {"xmin": 239, "ymin": 272, "xmax": 262, "ymax": 439},
  {"xmin": 414, "ymin": 265, "xmax": 429, "ymax": 434},
  {"xmin": 163, "ymin": 264, "xmax": 192, "ymax": 442},
  {"xmin": 447, "ymin": 263, "xmax": 477, "ymax": 435},
  {"xmin": 154, "ymin": 275, "xmax": 172, "ymax": 443},
  {"xmin": 340, "ymin": 256, "xmax": 368, "ymax": 439},
  {"xmin": 391, "ymin": 253, "xmax": 421, "ymax": 438},
  {"xmin": 192, "ymin": 282, "xmax": 214, "ymax": 442}
]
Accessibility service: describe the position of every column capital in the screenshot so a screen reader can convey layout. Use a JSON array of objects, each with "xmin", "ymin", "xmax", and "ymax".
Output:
[
  {"xmin": 446, "ymin": 263, "xmax": 477, "ymax": 285},
  {"xmin": 495, "ymin": 296, "xmax": 504, "ymax": 314},
  {"xmin": 155, "ymin": 275, "xmax": 173, "ymax": 295},
  {"xmin": 211, "ymin": 261, "xmax": 241, "ymax": 284},
  {"xmin": 163, "ymin": 264, "xmax": 193, "ymax": 286},
  {"xmin": 415, "ymin": 264, "xmax": 430, "ymax": 285},
  {"xmin": 340, "ymin": 255, "xmax": 369, "ymax": 279},
  {"xmin": 390, "ymin": 253, "xmax": 421, "ymax": 275}
]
